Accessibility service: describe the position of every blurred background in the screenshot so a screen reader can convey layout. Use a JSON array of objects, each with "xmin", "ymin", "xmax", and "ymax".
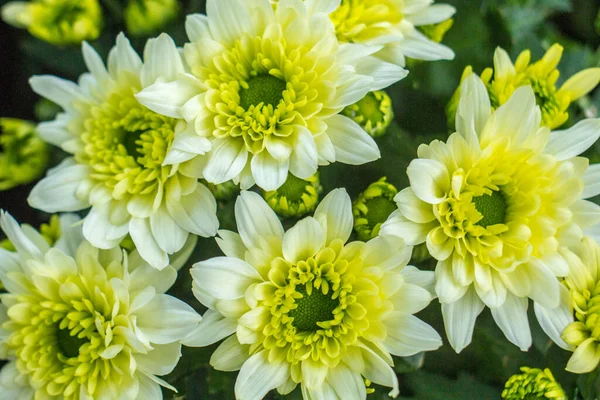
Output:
[{"xmin": 0, "ymin": 0, "xmax": 599, "ymax": 398}]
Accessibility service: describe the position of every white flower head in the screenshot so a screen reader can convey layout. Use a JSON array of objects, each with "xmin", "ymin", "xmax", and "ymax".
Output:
[
  {"xmin": 381, "ymin": 74, "xmax": 600, "ymax": 353},
  {"xmin": 328, "ymin": 0, "xmax": 456, "ymax": 67},
  {"xmin": 137, "ymin": 0, "xmax": 408, "ymax": 192},
  {"xmin": 28, "ymin": 33, "xmax": 219, "ymax": 270},
  {"xmin": 185, "ymin": 189, "xmax": 441, "ymax": 400},
  {"xmin": 0, "ymin": 211, "xmax": 201, "ymax": 399}
]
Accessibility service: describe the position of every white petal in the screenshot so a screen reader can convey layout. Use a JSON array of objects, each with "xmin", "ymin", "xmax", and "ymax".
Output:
[
  {"xmin": 129, "ymin": 264, "xmax": 177, "ymax": 295},
  {"xmin": 282, "ymin": 217, "xmax": 325, "ymax": 263},
  {"xmin": 204, "ymin": 139, "xmax": 249, "ymax": 184},
  {"xmin": 384, "ymin": 312, "xmax": 442, "ymax": 356},
  {"xmin": 83, "ymin": 205, "xmax": 129, "ymax": 249},
  {"xmin": 251, "ymin": 151, "xmax": 290, "ymax": 191},
  {"xmin": 380, "ymin": 210, "xmax": 433, "ymax": 245},
  {"xmin": 182, "ymin": 309, "xmax": 237, "ymax": 347},
  {"xmin": 136, "ymin": 342, "xmax": 182, "ymax": 376},
  {"xmin": 186, "ymin": 13, "xmax": 210, "ymax": 42},
  {"xmin": 107, "ymin": 33, "xmax": 142, "ymax": 78},
  {"xmin": 164, "ymin": 131, "xmax": 211, "ymax": 165},
  {"xmin": 441, "ymin": 286, "xmax": 484, "ymax": 353},
  {"xmin": 395, "ymin": 29, "xmax": 454, "ymax": 61},
  {"xmin": 490, "ymin": 292, "xmax": 531, "ymax": 351},
  {"xmin": 141, "ymin": 33, "xmax": 185, "ymax": 88},
  {"xmin": 53, "ymin": 214, "xmax": 84, "ymax": 257},
  {"xmin": 491, "ymin": 86, "xmax": 539, "ymax": 148},
  {"xmin": 150, "ymin": 207, "xmax": 188, "ymax": 254},
  {"xmin": 313, "ymin": 188, "xmax": 353, "ymax": 245},
  {"xmin": 136, "ymin": 79, "xmax": 199, "ymax": 119},
  {"xmin": 129, "ymin": 217, "xmax": 169, "ymax": 270},
  {"xmin": 492, "ymin": 47, "xmax": 516, "ymax": 80},
  {"xmin": 407, "ymin": 158, "xmax": 449, "ymax": 204},
  {"xmin": 401, "ymin": 265, "xmax": 435, "ymax": 295},
  {"xmin": 525, "ymin": 260, "xmax": 560, "ymax": 309},
  {"xmin": 332, "ymin": 74, "xmax": 374, "ymax": 108},
  {"xmin": 455, "ymin": 74, "xmax": 490, "ymax": 148},
  {"xmin": 207, "ymin": 0, "xmax": 253, "ymax": 46},
  {"xmin": 326, "ymin": 115, "xmax": 380, "ymax": 165},
  {"xmin": 289, "ymin": 127, "xmax": 318, "ymax": 179},
  {"xmin": 28, "ymin": 163, "xmax": 90, "ymax": 212},
  {"xmin": 546, "ymin": 119, "xmax": 600, "ymax": 161},
  {"xmin": 435, "ymin": 258, "xmax": 468, "ymax": 303},
  {"xmin": 29, "ymin": 75, "xmax": 84, "ymax": 112},
  {"xmin": 359, "ymin": 343, "xmax": 399, "ymax": 398},
  {"xmin": 327, "ymin": 364, "xmax": 366, "ymax": 400},
  {"xmin": 304, "ymin": 0, "xmax": 340, "ymax": 14},
  {"xmin": 395, "ymin": 188, "xmax": 436, "ymax": 223},
  {"xmin": 235, "ymin": 351, "xmax": 290, "ymax": 400},
  {"xmin": 216, "ymin": 230, "xmax": 247, "ymax": 259},
  {"xmin": 409, "ymin": 4, "xmax": 455, "ymax": 25},
  {"xmin": 390, "ymin": 283, "xmax": 432, "ymax": 314},
  {"xmin": 191, "ymin": 256, "xmax": 261, "ymax": 300},
  {"xmin": 136, "ymin": 294, "xmax": 201, "ymax": 344},
  {"xmin": 534, "ymin": 285, "xmax": 574, "ymax": 351},
  {"xmin": 210, "ymin": 335, "xmax": 250, "ymax": 372},
  {"xmin": 572, "ymin": 199, "xmax": 600, "ymax": 229},
  {"xmin": 82, "ymin": 41, "xmax": 109, "ymax": 84},
  {"xmin": 0, "ymin": 211, "xmax": 43, "ymax": 260},
  {"xmin": 566, "ymin": 338, "xmax": 600, "ymax": 373},
  {"xmin": 582, "ymin": 163, "xmax": 600, "ymax": 199},
  {"xmin": 235, "ymin": 190, "xmax": 284, "ymax": 250},
  {"xmin": 167, "ymin": 183, "xmax": 219, "ymax": 237},
  {"xmin": 136, "ymin": 373, "xmax": 162, "ymax": 400}
]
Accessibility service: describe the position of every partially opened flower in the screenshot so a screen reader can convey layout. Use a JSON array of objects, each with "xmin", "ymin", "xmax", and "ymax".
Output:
[
  {"xmin": 381, "ymin": 74, "xmax": 600, "ymax": 353},
  {"xmin": 0, "ymin": 211, "xmax": 201, "ymax": 399},
  {"xmin": 124, "ymin": 0, "xmax": 179, "ymax": 37},
  {"xmin": 185, "ymin": 189, "xmax": 441, "ymax": 400},
  {"xmin": 0, "ymin": 118, "xmax": 49, "ymax": 191},
  {"xmin": 448, "ymin": 44, "xmax": 600, "ymax": 129},
  {"xmin": 535, "ymin": 237, "xmax": 600, "ymax": 374},
  {"xmin": 328, "ymin": 0, "xmax": 455, "ymax": 67},
  {"xmin": 137, "ymin": 0, "xmax": 407, "ymax": 191},
  {"xmin": 1, "ymin": 0, "xmax": 102, "ymax": 45},
  {"xmin": 28, "ymin": 33, "xmax": 219, "ymax": 270}
]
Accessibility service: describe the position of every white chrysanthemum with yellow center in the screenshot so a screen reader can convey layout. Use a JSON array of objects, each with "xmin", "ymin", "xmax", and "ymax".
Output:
[
  {"xmin": 0, "ymin": 211, "xmax": 201, "ymax": 399},
  {"xmin": 184, "ymin": 189, "xmax": 442, "ymax": 400},
  {"xmin": 534, "ymin": 237, "xmax": 600, "ymax": 374},
  {"xmin": 137, "ymin": 0, "xmax": 407, "ymax": 191},
  {"xmin": 27, "ymin": 33, "xmax": 219, "ymax": 270},
  {"xmin": 381, "ymin": 74, "xmax": 600, "ymax": 353},
  {"xmin": 327, "ymin": 0, "xmax": 455, "ymax": 67}
]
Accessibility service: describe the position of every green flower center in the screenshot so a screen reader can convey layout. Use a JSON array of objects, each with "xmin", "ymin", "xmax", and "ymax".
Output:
[
  {"xmin": 56, "ymin": 326, "xmax": 87, "ymax": 358},
  {"xmin": 239, "ymin": 75, "xmax": 287, "ymax": 109},
  {"xmin": 356, "ymin": 92, "xmax": 385, "ymax": 124},
  {"xmin": 472, "ymin": 190, "xmax": 506, "ymax": 227},
  {"xmin": 289, "ymin": 285, "xmax": 339, "ymax": 331},
  {"xmin": 365, "ymin": 196, "xmax": 397, "ymax": 226},
  {"xmin": 277, "ymin": 174, "xmax": 311, "ymax": 202}
]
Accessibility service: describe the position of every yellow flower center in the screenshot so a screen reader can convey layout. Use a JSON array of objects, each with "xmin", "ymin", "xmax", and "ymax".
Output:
[
  {"xmin": 77, "ymin": 86, "xmax": 177, "ymax": 198},
  {"xmin": 330, "ymin": 0, "xmax": 403, "ymax": 44},
  {"xmin": 472, "ymin": 190, "xmax": 506, "ymax": 228},
  {"xmin": 56, "ymin": 325, "xmax": 88, "ymax": 358},
  {"xmin": 255, "ymin": 239, "xmax": 383, "ymax": 367},
  {"xmin": 288, "ymin": 285, "xmax": 339, "ymax": 331},
  {"xmin": 239, "ymin": 75, "xmax": 287, "ymax": 110},
  {"xmin": 193, "ymin": 32, "xmax": 336, "ymax": 155}
]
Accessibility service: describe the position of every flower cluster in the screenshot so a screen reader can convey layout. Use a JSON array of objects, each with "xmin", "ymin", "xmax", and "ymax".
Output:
[{"xmin": 1, "ymin": 0, "xmax": 600, "ymax": 398}]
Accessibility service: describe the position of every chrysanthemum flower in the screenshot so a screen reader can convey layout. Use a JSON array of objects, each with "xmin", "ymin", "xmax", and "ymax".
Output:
[
  {"xmin": 534, "ymin": 237, "xmax": 600, "ymax": 374},
  {"xmin": 327, "ymin": 0, "xmax": 455, "ymax": 67},
  {"xmin": 501, "ymin": 367, "xmax": 567, "ymax": 400},
  {"xmin": 342, "ymin": 91, "xmax": 394, "ymax": 138},
  {"xmin": 0, "ymin": 118, "xmax": 49, "ymax": 191},
  {"xmin": 0, "ymin": 211, "xmax": 201, "ymax": 399},
  {"xmin": 353, "ymin": 177, "xmax": 398, "ymax": 241},
  {"xmin": 184, "ymin": 189, "xmax": 442, "ymax": 400},
  {"xmin": 381, "ymin": 74, "xmax": 600, "ymax": 353},
  {"xmin": 263, "ymin": 172, "xmax": 321, "ymax": 218},
  {"xmin": 137, "ymin": 0, "xmax": 407, "ymax": 191},
  {"xmin": 124, "ymin": 0, "xmax": 179, "ymax": 37},
  {"xmin": 1, "ymin": 0, "xmax": 102, "ymax": 46},
  {"xmin": 27, "ymin": 33, "xmax": 219, "ymax": 270},
  {"xmin": 448, "ymin": 44, "xmax": 600, "ymax": 130}
]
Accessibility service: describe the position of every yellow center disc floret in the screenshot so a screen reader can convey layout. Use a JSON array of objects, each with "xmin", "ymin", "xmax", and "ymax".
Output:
[
  {"xmin": 77, "ymin": 85, "xmax": 178, "ymax": 198},
  {"xmin": 258, "ymin": 239, "xmax": 381, "ymax": 367},
  {"xmin": 330, "ymin": 0, "xmax": 403, "ymax": 44}
]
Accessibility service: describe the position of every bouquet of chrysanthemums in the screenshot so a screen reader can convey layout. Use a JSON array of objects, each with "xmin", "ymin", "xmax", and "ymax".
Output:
[{"xmin": 1, "ymin": 0, "xmax": 600, "ymax": 398}]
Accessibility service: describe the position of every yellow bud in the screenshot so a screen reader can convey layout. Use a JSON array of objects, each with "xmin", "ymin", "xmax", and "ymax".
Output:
[
  {"xmin": 502, "ymin": 367, "xmax": 567, "ymax": 400},
  {"xmin": 125, "ymin": 0, "xmax": 179, "ymax": 37},
  {"xmin": 353, "ymin": 177, "xmax": 398, "ymax": 241}
]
